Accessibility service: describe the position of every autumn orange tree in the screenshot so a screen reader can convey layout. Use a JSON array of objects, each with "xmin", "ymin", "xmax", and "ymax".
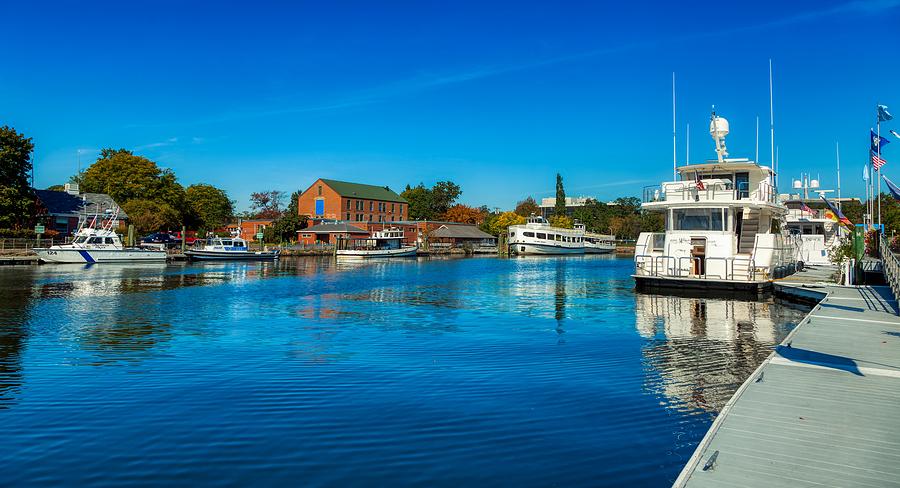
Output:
[{"xmin": 441, "ymin": 204, "xmax": 487, "ymax": 224}]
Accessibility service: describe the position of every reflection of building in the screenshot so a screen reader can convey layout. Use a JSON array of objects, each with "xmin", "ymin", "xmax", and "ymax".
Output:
[
  {"xmin": 635, "ymin": 293, "xmax": 805, "ymax": 413},
  {"xmin": 297, "ymin": 178, "xmax": 407, "ymax": 223}
]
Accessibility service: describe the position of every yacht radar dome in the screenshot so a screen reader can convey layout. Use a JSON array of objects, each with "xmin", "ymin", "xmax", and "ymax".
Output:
[{"xmin": 709, "ymin": 109, "xmax": 730, "ymax": 163}]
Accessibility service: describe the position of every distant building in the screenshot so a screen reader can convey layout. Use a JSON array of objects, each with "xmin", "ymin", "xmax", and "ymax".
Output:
[
  {"xmin": 297, "ymin": 178, "xmax": 408, "ymax": 223},
  {"xmin": 539, "ymin": 196, "xmax": 593, "ymax": 219},
  {"xmin": 428, "ymin": 224, "xmax": 497, "ymax": 250},
  {"xmin": 297, "ymin": 222, "xmax": 369, "ymax": 245},
  {"xmin": 33, "ymin": 183, "xmax": 127, "ymax": 237},
  {"xmin": 238, "ymin": 219, "xmax": 274, "ymax": 242}
]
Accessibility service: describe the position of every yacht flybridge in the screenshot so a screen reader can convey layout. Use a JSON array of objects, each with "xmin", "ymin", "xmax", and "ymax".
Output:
[{"xmin": 633, "ymin": 112, "xmax": 799, "ymax": 292}]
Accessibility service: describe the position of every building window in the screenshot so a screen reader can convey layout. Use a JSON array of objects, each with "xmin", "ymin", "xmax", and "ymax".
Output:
[
  {"xmin": 346, "ymin": 200, "xmax": 351, "ymax": 210},
  {"xmin": 346, "ymin": 213, "xmax": 351, "ymax": 221},
  {"xmin": 368, "ymin": 214, "xmax": 373, "ymax": 222},
  {"xmin": 369, "ymin": 201, "xmax": 374, "ymax": 212},
  {"xmin": 318, "ymin": 185, "xmax": 322, "ymax": 196}
]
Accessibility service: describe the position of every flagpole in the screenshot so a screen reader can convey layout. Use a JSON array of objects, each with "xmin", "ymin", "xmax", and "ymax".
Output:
[
  {"xmin": 686, "ymin": 123, "xmax": 690, "ymax": 165},
  {"xmin": 769, "ymin": 59, "xmax": 776, "ymax": 190},
  {"xmin": 672, "ymin": 72, "xmax": 677, "ymax": 181},
  {"xmin": 755, "ymin": 115, "xmax": 759, "ymax": 163},
  {"xmin": 878, "ymin": 109, "xmax": 883, "ymax": 232},
  {"xmin": 836, "ymin": 141, "xmax": 842, "ymax": 239}
]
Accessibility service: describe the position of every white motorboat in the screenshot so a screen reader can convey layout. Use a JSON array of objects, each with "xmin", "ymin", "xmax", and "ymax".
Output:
[
  {"xmin": 633, "ymin": 111, "xmax": 799, "ymax": 292},
  {"xmin": 336, "ymin": 227, "xmax": 417, "ymax": 258},
  {"xmin": 34, "ymin": 211, "xmax": 166, "ymax": 264},
  {"xmin": 575, "ymin": 222, "xmax": 616, "ymax": 254},
  {"xmin": 185, "ymin": 236, "xmax": 280, "ymax": 261},
  {"xmin": 508, "ymin": 215, "xmax": 585, "ymax": 255},
  {"xmin": 782, "ymin": 175, "xmax": 845, "ymax": 266}
]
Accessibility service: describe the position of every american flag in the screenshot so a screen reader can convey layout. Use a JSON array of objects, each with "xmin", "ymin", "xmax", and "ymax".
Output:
[
  {"xmin": 695, "ymin": 173, "xmax": 705, "ymax": 190},
  {"xmin": 872, "ymin": 152, "xmax": 887, "ymax": 170}
]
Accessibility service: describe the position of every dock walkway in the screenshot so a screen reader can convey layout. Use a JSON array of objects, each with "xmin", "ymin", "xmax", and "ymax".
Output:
[{"xmin": 674, "ymin": 265, "xmax": 900, "ymax": 487}]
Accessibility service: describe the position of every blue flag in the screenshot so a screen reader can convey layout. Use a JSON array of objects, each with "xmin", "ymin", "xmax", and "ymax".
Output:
[
  {"xmin": 884, "ymin": 175, "xmax": 900, "ymax": 201},
  {"xmin": 878, "ymin": 104, "xmax": 893, "ymax": 122},
  {"xmin": 871, "ymin": 129, "xmax": 890, "ymax": 153}
]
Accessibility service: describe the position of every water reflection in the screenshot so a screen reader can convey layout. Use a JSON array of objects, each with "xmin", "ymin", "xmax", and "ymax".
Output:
[
  {"xmin": 0, "ymin": 269, "xmax": 33, "ymax": 408},
  {"xmin": 636, "ymin": 291, "xmax": 807, "ymax": 415}
]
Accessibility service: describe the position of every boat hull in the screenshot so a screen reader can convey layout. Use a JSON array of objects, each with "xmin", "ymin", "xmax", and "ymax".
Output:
[
  {"xmin": 34, "ymin": 248, "xmax": 167, "ymax": 263},
  {"xmin": 510, "ymin": 243, "xmax": 585, "ymax": 255},
  {"xmin": 336, "ymin": 247, "xmax": 418, "ymax": 258},
  {"xmin": 584, "ymin": 245, "xmax": 615, "ymax": 254},
  {"xmin": 184, "ymin": 250, "xmax": 280, "ymax": 261}
]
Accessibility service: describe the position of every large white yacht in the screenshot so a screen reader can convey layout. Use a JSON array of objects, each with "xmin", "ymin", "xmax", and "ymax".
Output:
[
  {"xmin": 185, "ymin": 236, "xmax": 280, "ymax": 261},
  {"xmin": 633, "ymin": 112, "xmax": 798, "ymax": 292},
  {"xmin": 508, "ymin": 215, "xmax": 585, "ymax": 255},
  {"xmin": 336, "ymin": 227, "xmax": 418, "ymax": 258},
  {"xmin": 575, "ymin": 222, "xmax": 616, "ymax": 254}
]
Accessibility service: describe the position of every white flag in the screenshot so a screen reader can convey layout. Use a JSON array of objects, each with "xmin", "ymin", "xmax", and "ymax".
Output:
[{"xmin": 863, "ymin": 164, "xmax": 869, "ymax": 181}]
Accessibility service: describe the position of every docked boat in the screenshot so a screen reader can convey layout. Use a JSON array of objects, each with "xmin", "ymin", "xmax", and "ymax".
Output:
[
  {"xmin": 185, "ymin": 236, "xmax": 280, "ymax": 261},
  {"xmin": 575, "ymin": 222, "xmax": 616, "ymax": 254},
  {"xmin": 34, "ymin": 212, "xmax": 166, "ymax": 264},
  {"xmin": 335, "ymin": 227, "xmax": 418, "ymax": 258},
  {"xmin": 508, "ymin": 215, "xmax": 585, "ymax": 255},
  {"xmin": 782, "ymin": 175, "xmax": 844, "ymax": 266},
  {"xmin": 633, "ymin": 111, "xmax": 799, "ymax": 293}
]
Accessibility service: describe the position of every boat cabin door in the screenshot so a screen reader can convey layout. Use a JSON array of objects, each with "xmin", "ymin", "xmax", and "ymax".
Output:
[{"xmin": 690, "ymin": 237, "xmax": 706, "ymax": 276}]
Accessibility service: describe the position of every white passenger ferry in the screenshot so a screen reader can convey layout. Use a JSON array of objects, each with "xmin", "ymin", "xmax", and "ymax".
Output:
[
  {"xmin": 34, "ymin": 211, "xmax": 166, "ymax": 264},
  {"xmin": 336, "ymin": 227, "xmax": 418, "ymax": 258},
  {"xmin": 575, "ymin": 222, "xmax": 616, "ymax": 254},
  {"xmin": 508, "ymin": 215, "xmax": 585, "ymax": 255},
  {"xmin": 185, "ymin": 236, "xmax": 280, "ymax": 261},
  {"xmin": 633, "ymin": 112, "xmax": 798, "ymax": 292}
]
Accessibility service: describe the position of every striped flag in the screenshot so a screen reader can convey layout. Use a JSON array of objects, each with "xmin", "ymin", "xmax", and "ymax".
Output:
[
  {"xmin": 800, "ymin": 202, "xmax": 814, "ymax": 214},
  {"xmin": 872, "ymin": 151, "xmax": 887, "ymax": 170},
  {"xmin": 820, "ymin": 195, "xmax": 852, "ymax": 227},
  {"xmin": 884, "ymin": 175, "xmax": 900, "ymax": 201}
]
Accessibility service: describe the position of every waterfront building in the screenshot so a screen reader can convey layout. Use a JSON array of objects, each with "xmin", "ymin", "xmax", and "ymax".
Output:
[
  {"xmin": 427, "ymin": 224, "xmax": 497, "ymax": 251},
  {"xmin": 297, "ymin": 178, "xmax": 408, "ymax": 223},
  {"xmin": 238, "ymin": 219, "xmax": 274, "ymax": 242},
  {"xmin": 539, "ymin": 196, "xmax": 593, "ymax": 219},
  {"xmin": 33, "ymin": 183, "xmax": 127, "ymax": 237},
  {"xmin": 298, "ymin": 222, "xmax": 369, "ymax": 245}
]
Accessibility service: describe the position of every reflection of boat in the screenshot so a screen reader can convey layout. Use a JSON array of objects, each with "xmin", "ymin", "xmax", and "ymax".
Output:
[
  {"xmin": 574, "ymin": 222, "xmax": 616, "ymax": 254},
  {"xmin": 634, "ymin": 110, "xmax": 798, "ymax": 292},
  {"xmin": 336, "ymin": 227, "xmax": 418, "ymax": 258},
  {"xmin": 508, "ymin": 215, "xmax": 585, "ymax": 255},
  {"xmin": 185, "ymin": 236, "xmax": 280, "ymax": 261},
  {"xmin": 34, "ymin": 211, "xmax": 166, "ymax": 264}
]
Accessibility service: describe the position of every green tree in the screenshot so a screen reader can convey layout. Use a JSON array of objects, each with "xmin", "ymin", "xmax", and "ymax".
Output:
[
  {"xmin": 185, "ymin": 184, "xmax": 234, "ymax": 232},
  {"xmin": 46, "ymin": 184, "xmax": 66, "ymax": 191},
  {"xmin": 554, "ymin": 173, "xmax": 566, "ymax": 217},
  {"xmin": 80, "ymin": 148, "xmax": 187, "ymax": 218},
  {"xmin": 401, "ymin": 181, "xmax": 462, "ymax": 220},
  {"xmin": 121, "ymin": 199, "xmax": 181, "ymax": 234},
  {"xmin": 549, "ymin": 215, "xmax": 573, "ymax": 229},
  {"xmin": 514, "ymin": 196, "xmax": 540, "ymax": 217},
  {"xmin": 286, "ymin": 189, "xmax": 302, "ymax": 216},
  {"xmin": 267, "ymin": 214, "xmax": 308, "ymax": 243},
  {"xmin": 0, "ymin": 126, "xmax": 36, "ymax": 229}
]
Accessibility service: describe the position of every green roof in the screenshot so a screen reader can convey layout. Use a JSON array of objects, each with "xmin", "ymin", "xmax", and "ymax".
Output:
[{"xmin": 319, "ymin": 179, "xmax": 407, "ymax": 203}]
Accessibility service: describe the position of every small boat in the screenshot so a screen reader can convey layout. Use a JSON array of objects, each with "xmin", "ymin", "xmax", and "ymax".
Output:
[
  {"xmin": 34, "ymin": 211, "xmax": 166, "ymax": 264},
  {"xmin": 185, "ymin": 236, "xmax": 280, "ymax": 261},
  {"xmin": 575, "ymin": 222, "xmax": 616, "ymax": 254},
  {"xmin": 507, "ymin": 215, "xmax": 585, "ymax": 255},
  {"xmin": 336, "ymin": 227, "xmax": 418, "ymax": 258}
]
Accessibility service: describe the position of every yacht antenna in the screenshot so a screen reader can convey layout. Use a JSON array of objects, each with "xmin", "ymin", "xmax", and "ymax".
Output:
[
  {"xmin": 710, "ymin": 107, "xmax": 729, "ymax": 163},
  {"xmin": 672, "ymin": 72, "xmax": 677, "ymax": 181},
  {"xmin": 755, "ymin": 115, "xmax": 759, "ymax": 162},
  {"xmin": 836, "ymin": 142, "xmax": 842, "ymax": 210},
  {"xmin": 686, "ymin": 123, "xmax": 690, "ymax": 165},
  {"xmin": 769, "ymin": 59, "xmax": 776, "ymax": 189}
]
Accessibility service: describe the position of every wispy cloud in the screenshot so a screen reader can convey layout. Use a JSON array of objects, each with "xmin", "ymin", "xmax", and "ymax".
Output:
[
  {"xmin": 134, "ymin": 0, "xmax": 899, "ymax": 128},
  {"xmin": 135, "ymin": 137, "xmax": 178, "ymax": 150}
]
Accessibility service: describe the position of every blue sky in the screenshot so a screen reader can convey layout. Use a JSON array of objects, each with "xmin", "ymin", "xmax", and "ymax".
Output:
[{"xmin": 2, "ymin": 1, "xmax": 899, "ymax": 210}]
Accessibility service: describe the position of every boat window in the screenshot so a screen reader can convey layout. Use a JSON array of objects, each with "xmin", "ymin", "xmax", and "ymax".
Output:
[
  {"xmin": 536, "ymin": 233, "xmax": 546, "ymax": 240},
  {"xmin": 555, "ymin": 234, "xmax": 561, "ymax": 241},
  {"xmin": 524, "ymin": 232, "xmax": 535, "ymax": 238},
  {"xmin": 105, "ymin": 237, "xmax": 115, "ymax": 244},
  {"xmin": 651, "ymin": 234, "xmax": 665, "ymax": 251},
  {"xmin": 672, "ymin": 208, "xmax": 725, "ymax": 231},
  {"xmin": 88, "ymin": 237, "xmax": 102, "ymax": 244},
  {"xmin": 74, "ymin": 236, "xmax": 87, "ymax": 243},
  {"xmin": 222, "ymin": 240, "xmax": 233, "ymax": 246}
]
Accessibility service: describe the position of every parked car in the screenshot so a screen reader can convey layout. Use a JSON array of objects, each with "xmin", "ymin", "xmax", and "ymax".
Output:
[
  {"xmin": 171, "ymin": 231, "xmax": 200, "ymax": 245},
  {"xmin": 140, "ymin": 232, "xmax": 180, "ymax": 248}
]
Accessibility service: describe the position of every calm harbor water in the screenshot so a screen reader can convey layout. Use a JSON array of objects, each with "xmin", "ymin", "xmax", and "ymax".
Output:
[{"xmin": 0, "ymin": 256, "xmax": 808, "ymax": 486}]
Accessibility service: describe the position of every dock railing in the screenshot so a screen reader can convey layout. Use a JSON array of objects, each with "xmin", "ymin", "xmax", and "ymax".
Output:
[
  {"xmin": 0, "ymin": 238, "xmax": 57, "ymax": 251},
  {"xmin": 642, "ymin": 181, "xmax": 777, "ymax": 205},
  {"xmin": 879, "ymin": 233, "xmax": 900, "ymax": 314}
]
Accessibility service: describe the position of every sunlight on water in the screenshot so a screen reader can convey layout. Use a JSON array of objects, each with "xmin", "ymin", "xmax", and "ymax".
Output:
[{"xmin": 0, "ymin": 256, "xmax": 808, "ymax": 486}]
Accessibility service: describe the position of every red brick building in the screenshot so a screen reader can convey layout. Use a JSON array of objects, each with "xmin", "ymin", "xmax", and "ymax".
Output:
[
  {"xmin": 239, "ymin": 219, "xmax": 274, "ymax": 242},
  {"xmin": 297, "ymin": 179, "xmax": 408, "ymax": 223},
  {"xmin": 297, "ymin": 222, "xmax": 369, "ymax": 245}
]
